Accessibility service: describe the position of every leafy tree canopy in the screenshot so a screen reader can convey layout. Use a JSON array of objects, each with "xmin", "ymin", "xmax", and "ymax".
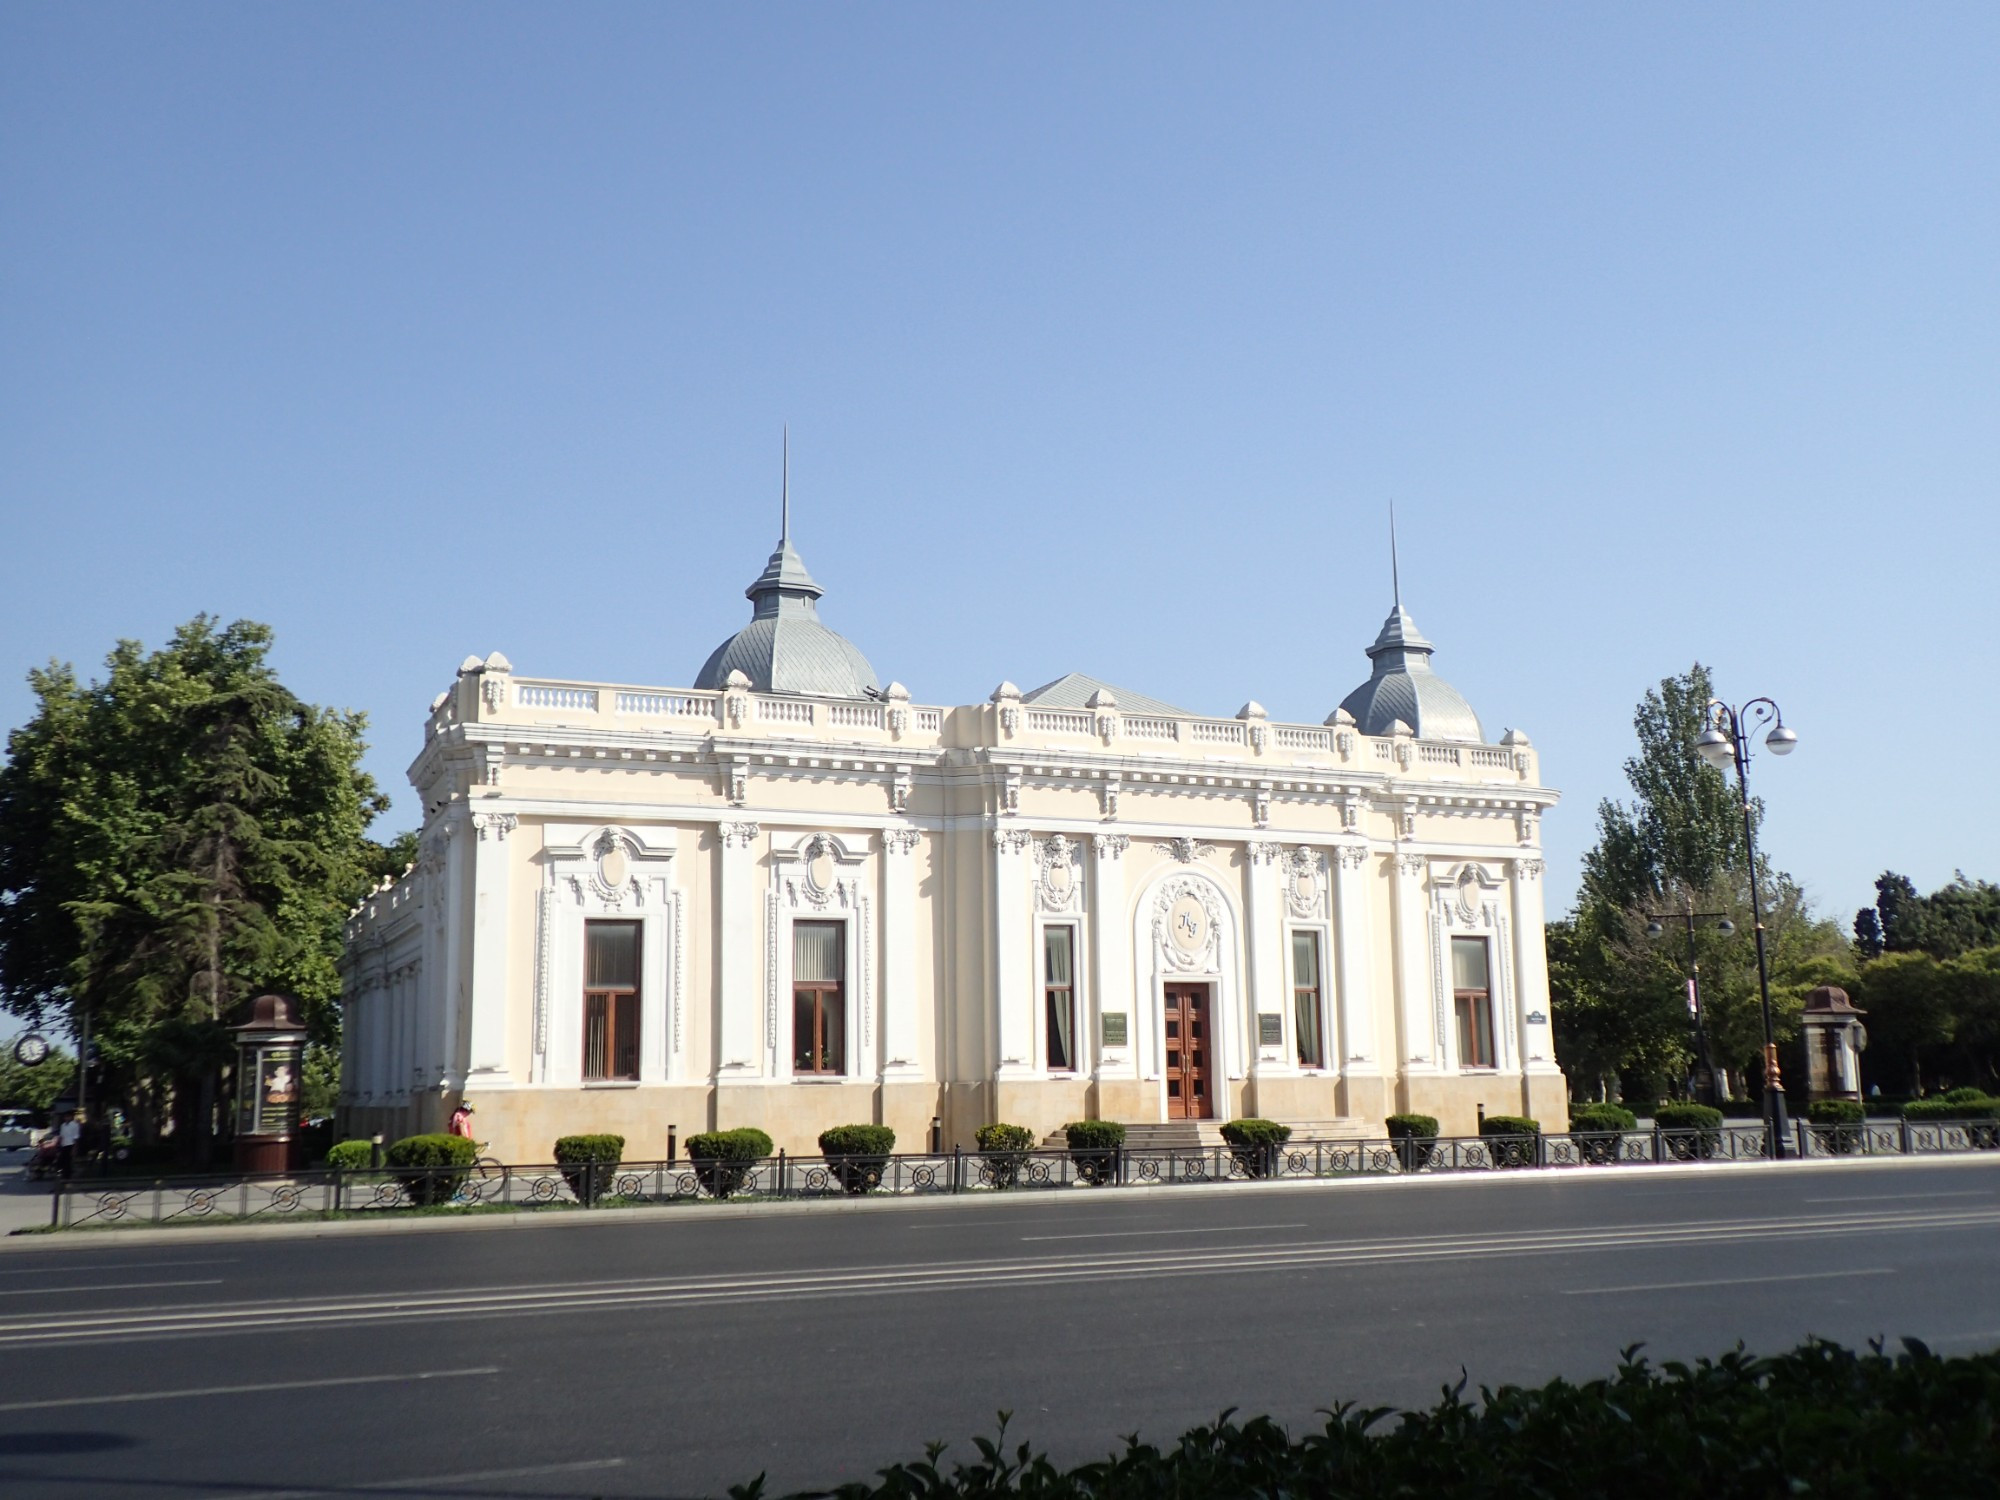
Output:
[
  {"xmin": 0, "ymin": 617, "xmax": 395, "ymax": 1147},
  {"xmin": 1854, "ymin": 871, "xmax": 2000, "ymax": 961}
]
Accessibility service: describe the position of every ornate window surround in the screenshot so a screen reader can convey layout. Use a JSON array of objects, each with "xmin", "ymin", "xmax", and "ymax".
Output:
[
  {"xmin": 535, "ymin": 824, "xmax": 681, "ymax": 1088},
  {"xmin": 1031, "ymin": 833, "xmax": 1089, "ymax": 1079},
  {"xmin": 767, "ymin": 832, "xmax": 872, "ymax": 1082},
  {"xmin": 1427, "ymin": 861, "xmax": 1514, "ymax": 1074}
]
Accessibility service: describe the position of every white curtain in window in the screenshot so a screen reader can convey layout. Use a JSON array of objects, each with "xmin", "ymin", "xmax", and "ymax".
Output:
[
  {"xmin": 1452, "ymin": 936, "xmax": 1490, "ymax": 992},
  {"xmin": 794, "ymin": 922, "xmax": 843, "ymax": 983}
]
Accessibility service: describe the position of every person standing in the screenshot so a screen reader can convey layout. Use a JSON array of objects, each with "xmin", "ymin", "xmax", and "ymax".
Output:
[
  {"xmin": 56, "ymin": 1112, "xmax": 83, "ymax": 1179},
  {"xmin": 448, "ymin": 1103, "xmax": 475, "ymax": 1140}
]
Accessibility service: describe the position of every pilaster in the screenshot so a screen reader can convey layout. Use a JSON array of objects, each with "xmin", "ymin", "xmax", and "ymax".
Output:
[
  {"xmin": 466, "ymin": 810, "xmax": 518, "ymax": 1086},
  {"xmin": 1090, "ymin": 834, "xmax": 1132, "ymax": 1080},
  {"xmin": 1244, "ymin": 840, "xmax": 1290, "ymax": 1075},
  {"xmin": 1392, "ymin": 850, "xmax": 1440, "ymax": 1074},
  {"xmin": 992, "ymin": 828, "xmax": 1036, "ymax": 1078},
  {"xmin": 880, "ymin": 827, "xmax": 925, "ymax": 1080},
  {"xmin": 716, "ymin": 820, "xmax": 763, "ymax": 1079}
]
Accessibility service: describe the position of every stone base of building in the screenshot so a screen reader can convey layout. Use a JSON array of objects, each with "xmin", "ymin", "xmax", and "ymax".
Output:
[{"xmin": 1398, "ymin": 1071, "xmax": 1570, "ymax": 1138}]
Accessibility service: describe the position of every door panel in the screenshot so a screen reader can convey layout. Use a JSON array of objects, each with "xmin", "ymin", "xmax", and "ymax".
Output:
[{"xmin": 1163, "ymin": 985, "xmax": 1212, "ymax": 1119}]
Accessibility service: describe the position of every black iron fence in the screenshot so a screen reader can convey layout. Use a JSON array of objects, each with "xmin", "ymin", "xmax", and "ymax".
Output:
[{"xmin": 41, "ymin": 1116, "xmax": 2000, "ymax": 1231}]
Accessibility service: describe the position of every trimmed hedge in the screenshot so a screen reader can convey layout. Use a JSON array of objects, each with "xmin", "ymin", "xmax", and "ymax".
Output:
[
  {"xmin": 749, "ymin": 1339, "xmax": 2000, "ymax": 1499},
  {"xmin": 1219, "ymin": 1118, "xmax": 1292, "ymax": 1178},
  {"xmin": 554, "ymin": 1133, "xmax": 625, "ymax": 1204},
  {"xmin": 1807, "ymin": 1100, "xmax": 1864, "ymax": 1126},
  {"xmin": 384, "ymin": 1133, "xmax": 478, "ymax": 1205},
  {"xmin": 1063, "ymin": 1120, "xmax": 1125, "ymax": 1185},
  {"xmin": 1479, "ymin": 1115, "xmax": 1539, "ymax": 1136},
  {"xmin": 1652, "ymin": 1102, "xmax": 1725, "ymax": 1131},
  {"xmin": 1940, "ymin": 1085, "xmax": 1988, "ymax": 1104},
  {"xmin": 325, "ymin": 1139, "xmax": 374, "ymax": 1172},
  {"xmin": 1385, "ymin": 1114, "xmax": 1438, "ymax": 1171},
  {"xmin": 976, "ymin": 1123, "xmax": 1035, "ymax": 1189},
  {"xmin": 1568, "ymin": 1104, "xmax": 1637, "ymax": 1132},
  {"xmin": 685, "ymin": 1127, "xmax": 774, "ymax": 1198},
  {"xmin": 1568, "ymin": 1104, "xmax": 1635, "ymax": 1165},
  {"xmin": 1904, "ymin": 1096, "xmax": 2000, "ymax": 1122},
  {"xmin": 819, "ymin": 1124, "xmax": 896, "ymax": 1194}
]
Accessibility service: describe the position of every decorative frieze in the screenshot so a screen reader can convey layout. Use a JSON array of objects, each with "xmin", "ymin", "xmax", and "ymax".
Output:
[
  {"xmin": 472, "ymin": 812, "xmax": 517, "ymax": 841},
  {"xmin": 719, "ymin": 820, "xmax": 761, "ymax": 850}
]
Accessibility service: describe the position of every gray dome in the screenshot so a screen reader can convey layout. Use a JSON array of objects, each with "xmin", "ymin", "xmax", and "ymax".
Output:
[
  {"xmin": 695, "ymin": 536, "xmax": 880, "ymax": 699},
  {"xmin": 1337, "ymin": 604, "xmax": 1485, "ymax": 743}
]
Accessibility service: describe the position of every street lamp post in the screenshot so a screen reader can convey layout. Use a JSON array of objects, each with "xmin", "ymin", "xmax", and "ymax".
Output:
[
  {"xmin": 1696, "ymin": 697, "xmax": 1798, "ymax": 1158},
  {"xmin": 1644, "ymin": 899, "xmax": 1735, "ymax": 1106}
]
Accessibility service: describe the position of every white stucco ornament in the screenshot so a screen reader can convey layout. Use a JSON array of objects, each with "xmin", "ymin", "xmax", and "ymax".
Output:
[{"xmin": 1169, "ymin": 893, "xmax": 1209, "ymax": 957}]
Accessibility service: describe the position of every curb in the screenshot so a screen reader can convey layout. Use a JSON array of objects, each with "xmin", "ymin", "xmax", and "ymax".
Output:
[{"xmin": 7, "ymin": 1149, "xmax": 1998, "ymax": 1254}]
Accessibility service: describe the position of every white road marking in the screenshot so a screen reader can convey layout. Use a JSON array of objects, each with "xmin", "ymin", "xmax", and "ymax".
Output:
[
  {"xmin": 1, "ymin": 1204, "xmax": 1991, "ymax": 1347},
  {"xmin": 1803, "ymin": 1190, "xmax": 1991, "ymax": 1203},
  {"xmin": 0, "ymin": 1366, "xmax": 499, "ymax": 1413},
  {"xmin": 1563, "ymin": 1267, "xmax": 1896, "ymax": 1296},
  {"xmin": 1021, "ymin": 1223, "xmax": 1309, "ymax": 1241},
  {"xmin": 0, "ymin": 1258, "xmax": 237, "ymax": 1276},
  {"xmin": 232, "ymin": 1457, "xmax": 624, "ymax": 1499},
  {"xmin": 0, "ymin": 1278, "xmax": 223, "ymax": 1297}
]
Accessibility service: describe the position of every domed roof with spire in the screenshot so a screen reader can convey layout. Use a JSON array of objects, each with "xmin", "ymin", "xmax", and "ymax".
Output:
[
  {"xmin": 1336, "ymin": 601, "xmax": 1485, "ymax": 743},
  {"xmin": 693, "ymin": 446, "xmax": 881, "ymax": 699}
]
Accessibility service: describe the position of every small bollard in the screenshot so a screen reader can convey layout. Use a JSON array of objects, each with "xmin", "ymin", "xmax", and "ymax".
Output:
[{"xmin": 371, "ymin": 1133, "xmax": 384, "ymax": 1170}]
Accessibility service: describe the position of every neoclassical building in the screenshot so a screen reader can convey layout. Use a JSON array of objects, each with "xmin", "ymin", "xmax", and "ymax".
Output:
[{"xmin": 339, "ymin": 515, "xmax": 1564, "ymax": 1160}]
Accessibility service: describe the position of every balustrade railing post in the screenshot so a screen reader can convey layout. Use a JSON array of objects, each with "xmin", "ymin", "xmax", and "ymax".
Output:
[
  {"xmin": 1900, "ymin": 1117, "xmax": 1912, "ymax": 1155},
  {"xmin": 1796, "ymin": 1120, "xmax": 1810, "ymax": 1159},
  {"xmin": 952, "ymin": 1144, "xmax": 962, "ymax": 1193},
  {"xmin": 333, "ymin": 1165, "xmax": 344, "ymax": 1215},
  {"xmin": 777, "ymin": 1149, "xmax": 786, "ymax": 1198}
]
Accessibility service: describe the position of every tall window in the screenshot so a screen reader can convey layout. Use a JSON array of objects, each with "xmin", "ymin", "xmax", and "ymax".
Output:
[
  {"xmin": 1453, "ymin": 936, "xmax": 1495, "ymax": 1070},
  {"xmin": 1044, "ymin": 926, "xmax": 1077, "ymax": 1072},
  {"xmin": 793, "ymin": 921, "xmax": 845, "ymax": 1076},
  {"xmin": 1292, "ymin": 931, "xmax": 1324, "ymax": 1069},
  {"xmin": 583, "ymin": 921, "xmax": 641, "ymax": 1081}
]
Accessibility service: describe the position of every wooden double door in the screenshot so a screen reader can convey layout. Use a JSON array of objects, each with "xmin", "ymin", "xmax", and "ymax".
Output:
[{"xmin": 1162, "ymin": 983, "xmax": 1213, "ymax": 1119}]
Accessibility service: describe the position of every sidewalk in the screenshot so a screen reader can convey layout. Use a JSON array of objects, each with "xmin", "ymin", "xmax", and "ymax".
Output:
[
  {"xmin": 0, "ymin": 1147, "xmax": 56, "ymax": 1234},
  {"xmin": 9, "ymin": 1148, "xmax": 1997, "ymax": 1255}
]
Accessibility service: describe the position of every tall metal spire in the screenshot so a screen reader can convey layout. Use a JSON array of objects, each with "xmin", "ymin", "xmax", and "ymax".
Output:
[
  {"xmin": 781, "ymin": 425, "xmax": 790, "ymax": 545},
  {"xmin": 1390, "ymin": 501, "xmax": 1401, "ymax": 608}
]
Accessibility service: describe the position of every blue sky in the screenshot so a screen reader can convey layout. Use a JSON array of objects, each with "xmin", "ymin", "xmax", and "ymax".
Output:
[{"xmin": 3, "ymin": 5, "xmax": 1996, "ymax": 927}]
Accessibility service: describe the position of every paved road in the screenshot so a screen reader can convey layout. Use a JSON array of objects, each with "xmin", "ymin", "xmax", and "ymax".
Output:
[{"xmin": 2, "ymin": 1155, "xmax": 1998, "ymax": 1499}]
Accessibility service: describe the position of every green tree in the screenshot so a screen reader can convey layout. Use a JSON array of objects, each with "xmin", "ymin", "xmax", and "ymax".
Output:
[
  {"xmin": 0, "ymin": 1044, "xmax": 76, "ymax": 1113},
  {"xmin": 0, "ymin": 617, "xmax": 390, "ymax": 1157},
  {"xmin": 1856, "ymin": 871, "xmax": 2000, "ymax": 962},
  {"xmin": 1556, "ymin": 665, "xmax": 1839, "ymax": 1103}
]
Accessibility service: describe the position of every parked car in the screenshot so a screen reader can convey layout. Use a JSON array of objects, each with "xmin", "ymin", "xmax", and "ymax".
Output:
[{"xmin": 0, "ymin": 1111, "xmax": 37, "ymax": 1150}]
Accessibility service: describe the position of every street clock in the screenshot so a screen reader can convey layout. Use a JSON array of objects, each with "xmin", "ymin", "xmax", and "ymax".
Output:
[{"xmin": 12, "ymin": 1032, "xmax": 51, "ymax": 1068}]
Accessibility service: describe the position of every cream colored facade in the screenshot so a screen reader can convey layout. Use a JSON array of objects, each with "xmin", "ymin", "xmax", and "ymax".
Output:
[{"xmin": 340, "ymin": 656, "xmax": 1565, "ymax": 1162}]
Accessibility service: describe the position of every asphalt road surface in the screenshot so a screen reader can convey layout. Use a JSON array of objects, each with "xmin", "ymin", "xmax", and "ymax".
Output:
[{"xmin": 3, "ymin": 1155, "xmax": 1998, "ymax": 1499}]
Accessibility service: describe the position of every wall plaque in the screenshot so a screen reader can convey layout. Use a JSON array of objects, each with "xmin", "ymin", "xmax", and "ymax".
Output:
[
  {"xmin": 1258, "ymin": 1013, "xmax": 1284, "ymax": 1047},
  {"xmin": 1101, "ymin": 1012, "xmax": 1128, "ymax": 1048}
]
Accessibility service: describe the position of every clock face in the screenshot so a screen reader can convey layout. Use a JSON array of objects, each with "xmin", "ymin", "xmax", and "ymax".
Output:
[{"xmin": 13, "ymin": 1033, "xmax": 49, "ymax": 1068}]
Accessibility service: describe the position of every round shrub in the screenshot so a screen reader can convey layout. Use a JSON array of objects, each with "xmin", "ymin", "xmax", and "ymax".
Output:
[
  {"xmin": 1940, "ymin": 1086, "xmax": 1988, "ymax": 1104},
  {"xmin": 1653, "ymin": 1102, "xmax": 1726, "ymax": 1130},
  {"xmin": 818, "ymin": 1124, "xmax": 896, "ymax": 1194},
  {"xmin": 1653, "ymin": 1101, "xmax": 1726, "ymax": 1160},
  {"xmin": 1220, "ymin": 1118, "xmax": 1292, "ymax": 1178},
  {"xmin": 1063, "ymin": 1119, "xmax": 1125, "ymax": 1185},
  {"xmin": 1479, "ymin": 1114, "xmax": 1539, "ymax": 1169},
  {"xmin": 325, "ymin": 1139, "xmax": 374, "ymax": 1172},
  {"xmin": 1480, "ymin": 1115, "xmax": 1539, "ymax": 1136},
  {"xmin": 1385, "ymin": 1113, "xmax": 1439, "ymax": 1171},
  {"xmin": 554, "ymin": 1133, "xmax": 625, "ymax": 1204},
  {"xmin": 1568, "ymin": 1104, "xmax": 1635, "ymax": 1165},
  {"xmin": 976, "ymin": 1122, "xmax": 1035, "ymax": 1188},
  {"xmin": 1570, "ymin": 1104, "xmax": 1638, "ymax": 1132},
  {"xmin": 384, "ymin": 1132, "xmax": 478, "ymax": 1205},
  {"xmin": 684, "ymin": 1127, "xmax": 774, "ymax": 1198},
  {"xmin": 1807, "ymin": 1100, "xmax": 1864, "ymax": 1125}
]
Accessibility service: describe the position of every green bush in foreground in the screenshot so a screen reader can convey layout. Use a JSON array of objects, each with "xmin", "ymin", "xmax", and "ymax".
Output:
[
  {"xmin": 818, "ymin": 1125, "xmax": 896, "ymax": 1194},
  {"xmin": 737, "ymin": 1340, "xmax": 2000, "ymax": 1500},
  {"xmin": 1904, "ymin": 1095, "xmax": 2000, "ymax": 1121},
  {"xmin": 1478, "ymin": 1114, "xmax": 1538, "ymax": 1136},
  {"xmin": 1808, "ymin": 1100, "xmax": 1865, "ymax": 1126},
  {"xmin": 685, "ymin": 1128, "xmax": 774, "ymax": 1198},
  {"xmin": 554, "ymin": 1133, "xmax": 625, "ymax": 1204},
  {"xmin": 383, "ymin": 1133, "xmax": 478, "ymax": 1205},
  {"xmin": 1568, "ymin": 1103, "xmax": 1637, "ymax": 1133},
  {"xmin": 1383, "ymin": 1113, "xmax": 1437, "ymax": 1139},
  {"xmin": 325, "ymin": 1139, "xmax": 374, "ymax": 1172}
]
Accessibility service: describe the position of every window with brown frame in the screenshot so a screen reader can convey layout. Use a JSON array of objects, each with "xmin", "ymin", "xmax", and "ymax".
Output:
[
  {"xmin": 1292, "ymin": 930, "xmax": 1325, "ymax": 1069},
  {"xmin": 1452, "ymin": 935, "xmax": 1496, "ymax": 1070},
  {"xmin": 583, "ymin": 920, "xmax": 641, "ymax": 1081},
  {"xmin": 1044, "ymin": 925, "xmax": 1077, "ymax": 1072},
  {"xmin": 793, "ymin": 921, "xmax": 845, "ymax": 1076}
]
